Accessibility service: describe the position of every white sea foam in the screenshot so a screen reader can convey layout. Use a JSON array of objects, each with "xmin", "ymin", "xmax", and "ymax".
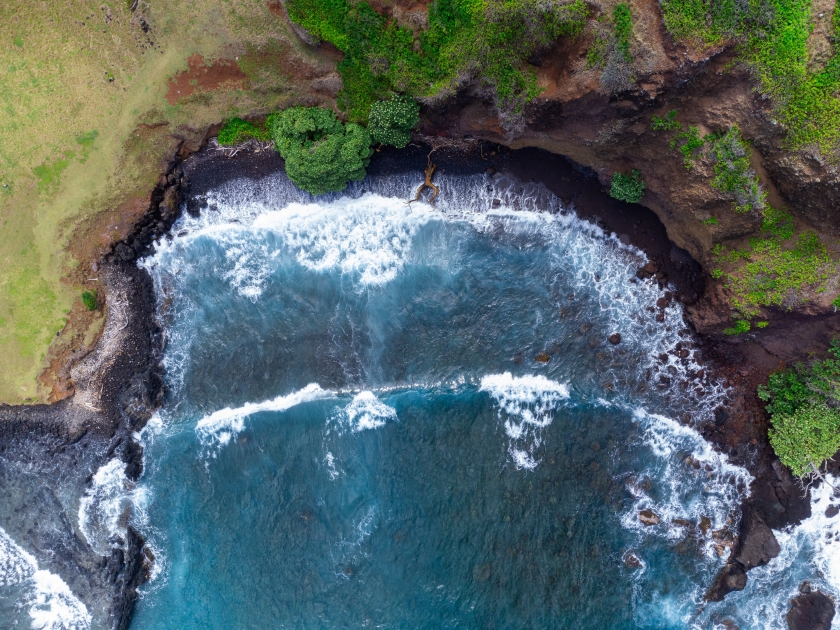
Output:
[
  {"xmin": 339, "ymin": 391, "xmax": 397, "ymax": 433},
  {"xmin": 252, "ymin": 196, "xmax": 438, "ymax": 287},
  {"xmin": 619, "ymin": 406, "xmax": 753, "ymax": 559},
  {"xmin": 710, "ymin": 474, "xmax": 840, "ymax": 630},
  {"xmin": 0, "ymin": 527, "xmax": 91, "ymax": 630},
  {"xmin": 195, "ymin": 383, "xmax": 335, "ymax": 452},
  {"xmin": 480, "ymin": 372, "xmax": 570, "ymax": 469},
  {"xmin": 78, "ymin": 458, "xmax": 151, "ymax": 557}
]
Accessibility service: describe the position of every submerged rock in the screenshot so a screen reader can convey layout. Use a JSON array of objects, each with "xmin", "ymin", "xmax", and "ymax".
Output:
[
  {"xmin": 535, "ymin": 353, "xmax": 551, "ymax": 363},
  {"xmin": 787, "ymin": 583, "xmax": 835, "ymax": 630}
]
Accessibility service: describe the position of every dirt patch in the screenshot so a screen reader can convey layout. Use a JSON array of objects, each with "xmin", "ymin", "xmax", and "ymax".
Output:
[{"xmin": 165, "ymin": 54, "xmax": 248, "ymax": 105}]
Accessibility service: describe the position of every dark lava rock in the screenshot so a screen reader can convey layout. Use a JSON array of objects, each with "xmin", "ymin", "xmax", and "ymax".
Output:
[
  {"xmin": 622, "ymin": 550, "xmax": 642, "ymax": 569},
  {"xmin": 656, "ymin": 297, "xmax": 669, "ymax": 309},
  {"xmin": 707, "ymin": 504, "xmax": 781, "ymax": 601},
  {"xmin": 608, "ymin": 333, "xmax": 622, "ymax": 345},
  {"xmin": 787, "ymin": 583, "xmax": 835, "ymax": 630},
  {"xmin": 826, "ymin": 505, "xmax": 839, "ymax": 518},
  {"xmin": 638, "ymin": 509, "xmax": 661, "ymax": 526},
  {"xmin": 535, "ymin": 353, "xmax": 551, "ymax": 363}
]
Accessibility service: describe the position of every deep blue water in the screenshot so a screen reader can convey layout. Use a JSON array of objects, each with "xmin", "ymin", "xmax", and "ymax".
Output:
[{"xmin": 6, "ymin": 170, "xmax": 833, "ymax": 630}]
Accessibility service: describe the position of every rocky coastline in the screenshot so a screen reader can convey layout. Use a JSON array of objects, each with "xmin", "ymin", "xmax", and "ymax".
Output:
[{"xmin": 1, "ymin": 135, "xmax": 837, "ymax": 629}]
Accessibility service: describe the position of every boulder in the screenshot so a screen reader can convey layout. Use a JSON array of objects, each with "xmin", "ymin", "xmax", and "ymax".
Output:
[
  {"xmin": 787, "ymin": 583, "xmax": 835, "ymax": 630},
  {"xmin": 608, "ymin": 333, "xmax": 622, "ymax": 345},
  {"xmin": 639, "ymin": 509, "xmax": 661, "ymax": 526}
]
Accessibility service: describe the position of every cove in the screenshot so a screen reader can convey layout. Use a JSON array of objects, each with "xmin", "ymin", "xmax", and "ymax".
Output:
[{"xmin": 117, "ymin": 165, "xmax": 752, "ymax": 628}]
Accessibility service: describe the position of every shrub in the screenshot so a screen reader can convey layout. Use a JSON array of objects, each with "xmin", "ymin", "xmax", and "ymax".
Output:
[
  {"xmin": 609, "ymin": 169, "xmax": 645, "ymax": 203},
  {"xmin": 613, "ymin": 3, "xmax": 633, "ymax": 62},
  {"xmin": 651, "ymin": 109, "xmax": 681, "ymax": 132},
  {"xmin": 218, "ymin": 118, "xmax": 270, "ymax": 146},
  {"xmin": 724, "ymin": 319, "xmax": 750, "ymax": 335},
  {"xmin": 756, "ymin": 321, "xmax": 769, "ymax": 328},
  {"xmin": 834, "ymin": 295, "xmax": 840, "ymax": 309},
  {"xmin": 368, "ymin": 95, "xmax": 420, "ymax": 148},
  {"xmin": 706, "ymin": 126, "xmax": 766, "ymax": 213},
  {"xmin": 669, "ymin": 126, "xmax": 704, "ymax": 168},
  {"xmin": 270, "ymin": 107, "xmax": 373, "ymax": 195},
  {"xmin": 702, "ymin": 216, "xmax": 718, "ymax": 226},
  {"xmin": 769, "ymin": 404, "xmax": 840, "ymax": 477},
  {"xmin": 81, "ymin": 291, "xmax": 97, "ymax": 311}
]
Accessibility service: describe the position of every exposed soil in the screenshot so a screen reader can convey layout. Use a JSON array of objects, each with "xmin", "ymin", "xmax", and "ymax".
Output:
[{"xmin": 165, "ymin": 54, "xmax": 248, "ymax": 106}]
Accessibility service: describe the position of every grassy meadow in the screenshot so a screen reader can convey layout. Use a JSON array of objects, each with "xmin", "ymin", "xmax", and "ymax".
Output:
[{"xmin": 0, "ymin": 0, "xmax": 334, "ymax": 403}]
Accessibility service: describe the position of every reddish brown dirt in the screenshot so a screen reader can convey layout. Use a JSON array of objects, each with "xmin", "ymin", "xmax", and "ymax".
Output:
[{"xmin": 165, "ymin": 54, "xmax": 248, "ymax": 105}]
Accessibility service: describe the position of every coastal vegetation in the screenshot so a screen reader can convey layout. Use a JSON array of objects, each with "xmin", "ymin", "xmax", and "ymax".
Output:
[
  {"xmin": 284, "ymin": 0, "xmax": 588, "ymax": 128},
  {"xmin": 217, "ymin": 118, "xmax": 271, "ymax": 146},
  {"xmin": 759, "ymin": 342, "xmax": 840, "ymax": 477},
  {"xmin": 585, "ymin": 2, "xmax": 637, "ymax": 92},
  {"xmin": 81, "ymin": 291, "xmax": 98, "ymax": 312},
  {"xmin": 660, "ymin": 0, "xmax": 840, "ymax": 154},
  {"xmin": 609, "ymin": 169, "xmax": 645, "ymax": 203},
  {"xmin": 368, "ymin": 95, "xmax": 420, "ymax": 149},
  {"xmin": 270, "ymin": 107, "xmax": 373, "ymax": 195}
]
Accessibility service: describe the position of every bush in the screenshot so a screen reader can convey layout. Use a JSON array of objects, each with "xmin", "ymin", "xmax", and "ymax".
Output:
[
  {"xmin": 669, "ymin": 126, "xmax": 704, "ymax": 168},
  {"xmin": 368, "ymin": 95, "xmax": 420, "ymax": 148},
  {"xmin": 651, "ymin": 109, "xmax": 681, "ymax": 131},
  {"xmin": 768, "ymin": 404, "xmax": 840, "ymax": 477},
  {"xmin": 706, "ymin": 126, "xmax": 766, "ymax": 213},
  {"xmin": 218, "ymin": 118, "xmax": 270, "ymax": 146},
  {"xmin": 724, "ymin": 319, "xmax": 751, "ymax": 335},
  {"xmin": 609, "ymin": 169, "xmax": 645, "ymax": 203},
  {"xmin": 81, "ymin": 291, "xmax": 97, "ymax": 311},
  {"xmin": 270, "ymin": 107, "xmax": 373, "ymax": 195}
]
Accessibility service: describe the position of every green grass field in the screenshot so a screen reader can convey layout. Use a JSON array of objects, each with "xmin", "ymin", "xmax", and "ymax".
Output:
[{"xmin": 0, "ymin": 0, "xmax": 334, "ymax": 403}]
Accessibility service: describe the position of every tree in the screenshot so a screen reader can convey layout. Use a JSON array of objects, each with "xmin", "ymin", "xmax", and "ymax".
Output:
[
  {"xmin": 368, "ymin": 95, "xmax": 420, "ymax": 148},
  {"xmin": 270, "ymin": 107, "xmax": 373, "ymax": 195},
  {"xmin": 768, "ymin": 403, "xmax": 840, "ymax": 478}
]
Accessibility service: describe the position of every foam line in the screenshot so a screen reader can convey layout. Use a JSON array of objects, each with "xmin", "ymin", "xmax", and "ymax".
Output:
[
  {"xmin": 0, "ymin": 527, "xmax": 91, "ymax": 630},
  {"xmin": 195, "ymin": 383, "xmax": 335, "ymax": 450}
]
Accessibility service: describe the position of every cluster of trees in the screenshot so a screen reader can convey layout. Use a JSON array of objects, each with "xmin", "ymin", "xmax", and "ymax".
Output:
[
  {"xmin": 759, "ymin": 342, "xmax": 840, "ymax": 478},
  {"xmin": 217, "ymin": 95, "xmax": 420, "ymax": 195}
]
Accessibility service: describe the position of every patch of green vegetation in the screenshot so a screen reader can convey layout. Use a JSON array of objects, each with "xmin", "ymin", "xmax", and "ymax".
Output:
[
  {"xmin": 659, "ymin": 0, "xmax": 840, "ymax": 154},
  {"xmin": 759, "ymin": 341, "xmax": 840, "ymax": 476},
  {"xmin": 702, "ymin": 216, "xmax": 719, "ymax": 226},
  {"xmin": 669, "ymin": 126, "xmax": 704, "ymax": 168},
  {"xmin": 756, "ymin": 320, "xmax": 769, "ymax": 328},
  {"xmin": 32, "ymin": 153, "xmax": 74, "ymax": 195},
  {"xmin": 285, "ymin": 0, "xmax": 588, "ymax": 126},
  {"xmin": 711, "ymin": 267, "xmax": 724, "ymax": 279},
  {"xmin": 706, "ymin": 126, "xmax": 766, "ymax": 213},
  {"xmin": 13, "ymin": 37, "xmax": 23, "ymax": 48},
  {"xmin": 834, "ymin": 295, "xmax": 840, "ymax": 309},
  {"xmin": 609, "ymin": 169, "xmax": 645, "ymax": 203},
  {"xmin": 217, "ymin": 117, "xmax": 271, "ymax": 146},
  {"xmin": 761, "ymin": 206, "xmax": 796, "ymax": 240},
  {"xmin": 724, "ymin": 319, "xmax": 751, "ymax": 335},
  {"xmin": 716, "ymin": 231, "xmax": 835, "ymax": 320},
  {"xmin": 613, "ymin": 3, "xmax": 633, "ymax": 62},
  {"xmin": 270, "ymin": 106, "xmax": 373, "ymax": 195},
  {"xmin": 651, "ymin": 109, "xmax": 681, "ymax": 132},
  {"xmin": 585, "ymin": 2, "xmax": 636, "ymax": 92},
  {"xmin": 81, "ymin": 291, "xmax": 97, "ymax": 311},
  {"xmin": 75, "ymin": 130, "xmax": 98, "ymax": 163},
  {"xmin": 368, "ymin": 95, "xmax": 420, "ymax": 148}
]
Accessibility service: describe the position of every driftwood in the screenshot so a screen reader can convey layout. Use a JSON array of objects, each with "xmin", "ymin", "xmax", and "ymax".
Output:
[{"xmin": 409, "ymin": 151, "xmax": 439, "ymax": 206}]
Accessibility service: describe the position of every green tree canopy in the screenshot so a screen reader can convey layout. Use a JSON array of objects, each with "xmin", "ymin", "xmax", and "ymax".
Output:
[{"xmin": 270, "ymin": 107, "xmax": 373, "ymax": 195}]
